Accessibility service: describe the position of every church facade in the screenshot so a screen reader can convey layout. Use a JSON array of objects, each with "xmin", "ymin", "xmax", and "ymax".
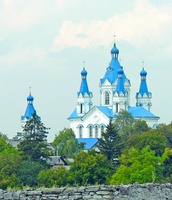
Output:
[{"xmin": 68, "ymin": 42, "xmax": 159, "ymax": 138}]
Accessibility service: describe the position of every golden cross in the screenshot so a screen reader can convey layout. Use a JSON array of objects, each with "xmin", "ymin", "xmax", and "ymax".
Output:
[
  {"xmin": 83, "ymin": 60, "xmax": 85, "ymax": 68},
  {"xmin": 142, "ymin": 60, "xmax": 144, "ymax": 69},
  {"xmin": 29, "ymin": 86, "xmax": 32, "ymax": 94},
  {"xmin": 114, "ymin": 34, "xmax": 116, "ymax": 44}
]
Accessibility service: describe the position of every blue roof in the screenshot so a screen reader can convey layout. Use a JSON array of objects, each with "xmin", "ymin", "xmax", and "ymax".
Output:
[
  {"xmin": 68, "ymin": 106, "xmax": 158, "ymax": 121},
  {"xmin": 100, "ymin": 43, "xmax": 129, "ymax": 85},
  {"xmin": 136, "ymin": 68, "xmax": 151, "ymax": 97},
  {"xmin": 68, "ymin": 108, "xmax": 81, "ymax": 119},
  {"xmin": 68, "ymin": 106, "xmax": 114, "ymax": 120},
  {"xmin": 128, "ymin": 106, "xmax": 159, "ymax": 119},
  {"xmin": 21, "ymin": 93, "xmax": 40, "ymax": 120},
  {"xmin": 96, "ymin": 106, "xmax": 114, "ymax": 118},
  {"xmin": 76, "ymin": 138, "xmax": 98, "ymax": 150},
  {"xmin": 21, "ymin": 104, "xmax": 35, "ymax": 120},
  {"xmin": 114, "ymin": 68, "xmax": 127, "ymax": 95},
  {"xmin": 78, "ymin": 68, "xmax": 91, "ymax": 96}
]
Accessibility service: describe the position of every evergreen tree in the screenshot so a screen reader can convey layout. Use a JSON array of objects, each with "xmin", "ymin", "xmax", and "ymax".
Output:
[
  {"xmin": 98, "ymin": 121, "xmax": 122, "ymax": 163},
  {"xmin": 18, "ymin": 111, "xmax": 50, "ymax": 163},
  {"xmin": 18, "ymin": 160, "xmax": 44, "ymax": 187}
]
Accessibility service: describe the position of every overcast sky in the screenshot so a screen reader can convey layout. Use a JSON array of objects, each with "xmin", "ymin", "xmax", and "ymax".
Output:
[{"xmin": 0, "ymin": 0, "xmax": 172, "ymax": 141}]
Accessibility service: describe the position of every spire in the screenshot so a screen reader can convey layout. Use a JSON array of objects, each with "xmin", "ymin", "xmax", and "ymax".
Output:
[
  {"xmin": 76, "ymin": 65, "xmax": 93, "ymax": 115},
  {"xmin": 100, "ymin": 40, "xmax": 127, "ymax": 85},
  {"xmin": 113, "ymin": 66, "xmax": 128, "ymax": 114},
  {"xmin": 136, "ymin": 67, "xmax": 152, "ymax": 111},
  {"xmin": 111, "ymin": 41, "xmax": 119, "ymax": 59},
  {"xmin": 113, "ymin": 67, "xmax": 127, "ymax": 95},
  {"xmin": 137, "ymin": 68, "xmax": 150, "ymax": 96},
  {"xmin": 21, "ymin": 90, "xmax": 39, "ymax": 121},
  {"xmin": 78, "ymin": 67, "xmax": 91, "ymax": 97}
]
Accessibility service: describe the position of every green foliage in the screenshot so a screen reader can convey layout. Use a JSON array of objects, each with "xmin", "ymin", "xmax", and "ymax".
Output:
[
  {"xmin": 125, "ymin": 130, "xmax": 168, "ymax": 156},
  {"xmin": 0, "ymin": 151, "xmax": 22, "ymax": 189},
  {"xmin": 161, "ymin": 148, "xmax": 172, "ymax": 182},
  {"xmin": 69, "ymin": 150, "xmax": 110, "ymax": 186},
  {"xmin": 114, "ymin": 110, "xmax": 135, "ymax": 137},
  {"xmin": 0, "ymin": 135, "xmax": 16, "ymax": 154},
  {"xmin": 18, "ymin": 160, "xmax": 45, "ymax": 187},
  {"xmin": 18, "ymin": 111, "xmax": 50, "ymax": 163},
  {"xmin": 156, "ymin": 122, "xmax": 172, "ymax": 148},
  {"xmin": 0, "ymin": 135, "xmax": 22, "ymax": 189},
  {"xmin": 132, "ymin": 119, "xmax": 150, "ymax": 134},
  {"xmin": 38, "ymin": 167, "xmax": 69, "ymax": 188},
  {"xmin": 53, "ymin": 128, "xmax": 85, "ymax": 158},
  {"xmin": 110, "ymin": 146, "xmax": 163, "ymax": 185},
  {"xmin": 98, "ymin": 121, "xmax": 122, "ymax": 163}
]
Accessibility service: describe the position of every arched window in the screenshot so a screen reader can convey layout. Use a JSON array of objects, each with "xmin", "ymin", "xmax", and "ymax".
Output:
[
  {"xmin": 80, "ymin": 104, "xmax": 83, "ymax": 113},
  {"xmin": 95, "ymin": 126, "xmax": 98, "ymax": 138},
  {"xmin": 89, "ymin": 126, "xmax": 93, "ymax": 138},
  {"xmin": 79, "ymin": 126, "xmax": 83, "ymax": 138},
  {"xmin": 124, "ymin": 102, "xmax": 127, "ymax": 110},
  {"xmin": 101, "ymin": 125, "xmax": 105, "ymax": 133},
  {"xmin": 116, "ymin": 103, "xmax": 119, "ymax": 113},
  {"xmin": 105, "ymin": 91, "xmax": 110, "ymax": 105}
]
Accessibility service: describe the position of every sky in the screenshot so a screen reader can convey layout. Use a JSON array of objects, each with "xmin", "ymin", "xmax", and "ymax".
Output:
[{"xmin": 0, "ymin": 0, "xmax": 172, "ymax": 141}]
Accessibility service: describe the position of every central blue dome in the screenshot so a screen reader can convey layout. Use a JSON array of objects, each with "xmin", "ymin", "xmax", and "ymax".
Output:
[
  {"xmin": 81, "ymin": 68, "xmax": 87, "ymax": 76},
  {"xmin": 27, "ymin": 94, "xmax": 34, "ymax": 101},
  {"xmin": 140, "ymin": 68, "xmax": 147, "ymax": 77},
  {"xmin": 111, "ymin": 43, "xmax": 119, "ymax": 55}
]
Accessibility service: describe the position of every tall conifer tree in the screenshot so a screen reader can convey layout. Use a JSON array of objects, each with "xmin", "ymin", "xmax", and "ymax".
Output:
[
  {"xmin": 18, "ymin": 111, "xmax": 50, "ymax": 163},
  {"xmin": 98, "ymin": 120, "xmax": 122, "ymax": 163}
]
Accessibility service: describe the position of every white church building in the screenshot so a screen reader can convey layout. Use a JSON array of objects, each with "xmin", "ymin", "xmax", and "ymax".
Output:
[{"xmin": 68, "ymin": 41, "xmax": 159, "ymax": 138}]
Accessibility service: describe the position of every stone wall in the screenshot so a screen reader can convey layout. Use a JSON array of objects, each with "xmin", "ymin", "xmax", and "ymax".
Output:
[{"xmin": 0, "ymin": 183, "xmax": 172, "ymax": 199}]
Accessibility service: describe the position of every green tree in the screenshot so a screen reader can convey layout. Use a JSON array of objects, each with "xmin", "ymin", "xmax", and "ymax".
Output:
[
  {"xmin": 69, "ymin": 150, "xmax": 110, "ymax": 186},
  {"xmin": 0, "ymin": 154, "xmax": 22, "ymax": 189},
  {"xmin": 156, "ymin": 122, "xmax": 172, "ymax": 148},
  {"xmin": 132, "ymin": 119, "xmax": 150, "ymax": 134},
  {"xmin": 125, "ymin": 130, "xmax": 168, "ymax": 156},
  {"xmin": 38, "ymin": 167, "xmax": 69, "ymax": 188},
  {"xmin": 18, "ymin": 160, "xmax": 44, "ymax": 187},
  {"xmin": 98, "ymin": 121, "xmax": 122, "ymax": 163},
  {"xmin": 53, "ymin": 128, "xmax": 84, "ymax": 158},
  {"xmin": 161, "ymin": 148, "xmax": 172, "ymax": 182},
  {"xmin": 114, "ymin": 110, "xmax": 135, "ymax": 137},
  {"xmin": 110, "ymin": 146, "xmax": 163, "ymax": 185},
  {"xmin": 18, "ymin": 111, "xmax": 50, "ymax": 163},
  {"xmin": 0, "ymin": 135, "xmax": 22, "ymax": 189}
]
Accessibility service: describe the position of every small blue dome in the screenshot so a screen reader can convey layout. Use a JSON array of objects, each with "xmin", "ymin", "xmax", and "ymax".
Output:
[
  {"xmin": 140, "ymin": 68, "xmax": 147, "ymax": 76},
  {"xmin": 27, "ymin": 94, "xmax": 34, "ymax": 101},
  {"xmin": 118, "ymin": 67, "xmax": 124, "ymax": 75},
  {"xmin": 81, "ymin": 68, "xmax": 87, "ymax": 76},
  {"xmin": 111, "ymin": 43, "xmax": 119, "ymax": 55}
]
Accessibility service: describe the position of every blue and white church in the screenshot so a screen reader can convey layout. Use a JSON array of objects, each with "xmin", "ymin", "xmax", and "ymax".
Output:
[
  {"xmin": 14, "ymin": 92, "xmax": 40, "ymax": 140},
  {"xmin": 68, "ymin": 41, "xmax": 159, "ymax": 138}
]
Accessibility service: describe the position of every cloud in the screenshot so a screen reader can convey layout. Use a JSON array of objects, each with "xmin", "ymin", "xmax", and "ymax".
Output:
[
  {"xmin": 52, "ymin": 0, "xmax": 172, "ymax": 51},
  {"xmin": 0, "ymin": 44, "xmax": 47, "ymax": 66}
]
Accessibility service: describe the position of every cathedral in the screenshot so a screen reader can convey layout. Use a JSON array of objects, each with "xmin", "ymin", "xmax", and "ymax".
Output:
[{"xmin": 68, "ymin": 41, "xmax": 159, "ymax": 138}]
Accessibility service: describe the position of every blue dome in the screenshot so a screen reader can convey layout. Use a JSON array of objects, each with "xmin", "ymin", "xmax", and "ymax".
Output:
[
  {"xmin": 140, "ymin": 68, "xmax": 147, "ymax": 76},
  {"xmin": 111, "ymin": 43, "xmax": 119, "ymax": 55},
  {"xmin": 118, "ymin": 67, "xmax": 124, "ymax": 75},
  {"xmin": 81, "ymin": 68, "xmax": 87, "ymax": 76},
  {"xmin": 27, "ymin": 94, "xmax": 34, "ymax": 101}
]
